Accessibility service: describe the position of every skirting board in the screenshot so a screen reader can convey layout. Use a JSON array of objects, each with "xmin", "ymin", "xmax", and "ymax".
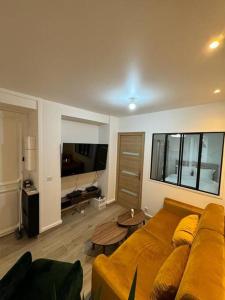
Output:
[
  {"xmin": 106, "ymin": 198, "xmax": 115, "ymax": 205},
  {"xmin": 144, "ymin": 212, "xmax": 152, "ymax": 219},
  {"xmin": 40, "ymin": 219, "xmax": 62, "ymax": 233},
  {"xmin": 0, "ymin": 224, "xmax": 19, "ymax": 237}
]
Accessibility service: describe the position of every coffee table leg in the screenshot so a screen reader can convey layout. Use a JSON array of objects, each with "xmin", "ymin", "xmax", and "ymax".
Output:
[{"xmin": 92, "ymin": 243, "xmax": 95, "ymax": 250}]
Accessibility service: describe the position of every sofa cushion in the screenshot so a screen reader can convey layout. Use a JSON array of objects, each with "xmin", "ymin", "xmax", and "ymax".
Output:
[
  {"xmin": 176, "ymin": 229, "xmax": 225, "ymax": 300},
  {"xmin": 172, "ymin": 215, "xmax": 199, "ymax": 247},
  {"xmin": 197, "ymin": 203, "xmax": 224, "ymax": 235},
  {"xmin": 0, "ymin": 252, "xmax": 32, "ymax": 300},
  {"xmin": 143, "ymin": 209, "xmax": 182, "ymax": 245},
  {"xmin": 150, "ymin": 245, "xmax": 190, "ymax": 300}
]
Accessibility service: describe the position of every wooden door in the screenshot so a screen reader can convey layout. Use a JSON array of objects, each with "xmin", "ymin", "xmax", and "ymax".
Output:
[{"xmin": 116, "ymin": 132, "xmax": 145, "ymax": 209}]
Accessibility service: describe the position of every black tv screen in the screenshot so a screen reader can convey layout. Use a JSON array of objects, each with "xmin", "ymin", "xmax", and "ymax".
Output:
[{"xmin": 61, "ymin": 143, "xmax": 108, "ymax": 177}]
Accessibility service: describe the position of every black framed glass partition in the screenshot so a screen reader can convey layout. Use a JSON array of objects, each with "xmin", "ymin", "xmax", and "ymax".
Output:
[
  {"xmin": 198, "ymin": 133, "xmax": 224, "ymax": 195},
  {"xmin": 180, "ymin": 133, "xmax": 200, "ymax": 189},
  {"xmin": 150, "ymin": 134, "xmax": 166, "ymax": 181},
  {"xmin": 164, "ymin": 134, "xmax": 181, "ymax": 185},
  {"xmin": 150, "ymin": 132, "xmax": 224, "ymax": 196}
]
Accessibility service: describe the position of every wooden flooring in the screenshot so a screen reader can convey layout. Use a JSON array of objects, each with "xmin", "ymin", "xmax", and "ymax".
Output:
[{"xmin": 0, "ymin": 203, "xmax": 126, "ymax": 299}]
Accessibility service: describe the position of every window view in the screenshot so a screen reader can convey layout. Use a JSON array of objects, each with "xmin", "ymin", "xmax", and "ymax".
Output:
[
  {"xmin": 165, "ymin": 134, "xmax": 181, "ymax": 185},
  {"xmin": 151, "ymin": 134, "xmax": 166, "ymax": 181},
  {"xmin": 150, "ymin": 132, "xmax": 224, "ymax": 195},
  {"xmin": 199, "ymin": 133, "xmax": 224, "ymax": 194},
  {"xmin": 180, "ymin": 134, "xmax": 200, "ymax": 188}
]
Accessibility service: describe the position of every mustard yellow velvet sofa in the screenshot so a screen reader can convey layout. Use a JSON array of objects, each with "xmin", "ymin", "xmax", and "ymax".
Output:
[{"xmin": 92, "ymin": 198, "xmax": 225, "ymax": 300}]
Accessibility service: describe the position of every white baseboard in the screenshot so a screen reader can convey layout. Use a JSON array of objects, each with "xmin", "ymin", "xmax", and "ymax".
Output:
[
  {"xmin": 0, "ymin": 224, "xmax": 19, "ymax": 237},
  {"xmin": 106, "ymin": 198, "xmax": 116, "ymax": 205},
  {"xmin": 40, "ymin": 219, "xmax": 62, "ymax": 233},
  {"xmin": 144, "ymin": 212, "xmax": 153, "ymax": 218}
]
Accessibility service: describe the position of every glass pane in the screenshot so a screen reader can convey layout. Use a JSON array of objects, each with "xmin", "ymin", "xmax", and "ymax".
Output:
[
  {"xmin": 150, "ymin": 134, "xmax": 166, "ymax": 181},
  {"xmin": 199, "ymin": 133, "xmax": 224, "ymax": 194},
  {"xmin": 180, "ymin": 134, "xmax": 200, "ymax": 188},
  {"xmin": 165, "ymin": 134, "xmax": 181, "ymax": 184}
]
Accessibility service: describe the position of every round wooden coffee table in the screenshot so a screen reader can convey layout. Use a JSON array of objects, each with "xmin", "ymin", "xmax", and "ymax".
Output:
[
  {"xmin": 91, "ymin": 222, "xmax": 128, "ymax": 254},
  {"xmin": 117, "ymin": 209, "xmax": 146, "ymax": 227}
]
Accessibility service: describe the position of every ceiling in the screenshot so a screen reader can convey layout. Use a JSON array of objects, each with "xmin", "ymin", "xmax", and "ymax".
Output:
[{"xmin": 0, "ymin": 1, "xmax": 224, "ymax": 116}]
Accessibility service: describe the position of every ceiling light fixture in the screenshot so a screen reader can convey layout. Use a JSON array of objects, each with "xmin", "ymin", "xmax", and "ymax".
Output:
[
  {"xmin": 213, "ymin": 89, "xmax": 221, "ymax": 94},
  {"xmin": 128, "ymin": 98, "xmax": 136, "ymax": 110},
  {"xmin": 209, "ymin": 40, "xmax": 220, "ymax": 49}
]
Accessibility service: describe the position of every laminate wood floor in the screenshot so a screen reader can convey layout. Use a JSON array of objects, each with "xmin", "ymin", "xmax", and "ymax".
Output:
[{"xmin": 0, "ymin": 203, "xmax": 126, "ymax": 299}]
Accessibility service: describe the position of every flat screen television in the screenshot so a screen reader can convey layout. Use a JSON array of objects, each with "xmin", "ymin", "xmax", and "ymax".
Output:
[{"xmin": 61, "ymin": 143, "xmax": 108, "ymax": 177}]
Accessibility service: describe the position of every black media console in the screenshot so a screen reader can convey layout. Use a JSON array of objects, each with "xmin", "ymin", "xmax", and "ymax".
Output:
[{"xmin": 61, "ymin": 187, "xmax": 101, "ymax": 211}]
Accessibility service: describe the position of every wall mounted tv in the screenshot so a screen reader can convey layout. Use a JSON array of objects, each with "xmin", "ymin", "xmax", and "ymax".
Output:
[{"xmin": 61, "ymin": 143, "xmax": 108, "ymax": 177}]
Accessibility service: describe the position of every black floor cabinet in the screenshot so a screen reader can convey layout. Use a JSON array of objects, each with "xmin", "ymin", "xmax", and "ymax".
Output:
[{"xmin": 22, "ymin": 189, "xmax": 39, "ymax": 237}]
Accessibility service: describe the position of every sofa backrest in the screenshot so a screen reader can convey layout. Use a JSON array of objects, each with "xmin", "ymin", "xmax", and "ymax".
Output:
[
  {"xmin": 164, "ymin": 198, "xmax": 203, "ymax": 218},
  {"xmin": 176, "ymin": 203, "xmax": 225, "ymax": 300},
  {"xmin": 197, "ymin": 203, "xmax": 224, "ymax": 235}
]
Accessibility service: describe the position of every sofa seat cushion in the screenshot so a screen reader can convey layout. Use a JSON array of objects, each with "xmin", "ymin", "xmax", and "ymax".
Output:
[
  {"xmin": 176, "ymin": 229, "xmax": 225, "ymax": 300},
  {"xmin": 143, "ymin": 209, "xmax": 182, "ymax": 245},
  {"xmin": 110, "ymin": 229, "xmax": 173, "ymax": 297}
]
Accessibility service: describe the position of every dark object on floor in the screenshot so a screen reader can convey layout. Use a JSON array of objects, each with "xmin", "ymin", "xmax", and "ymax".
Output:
[{"xmin": 0, "ymin": 252, "xmax": 83, "ymax": 300}]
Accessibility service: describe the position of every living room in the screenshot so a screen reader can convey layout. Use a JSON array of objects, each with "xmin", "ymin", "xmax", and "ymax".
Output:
[{"xmin": 0, "ymin": 1, "xmax": 225, "ymax": 300}]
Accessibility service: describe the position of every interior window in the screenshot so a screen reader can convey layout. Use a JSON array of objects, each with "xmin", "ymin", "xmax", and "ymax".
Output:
[
  {"xmin": 199, "ymin": 133, "xmax": 224, "ymax": 194},
  {"xmin": 150, "ymin": 134, "xmax": 166, "ymax": 181},
  {"xmin": 180, "ymin": 134, "xmax": 200, "ymax": 188},
  {"xmin": 165, "ymin": 134, "xmax": 181, "ymax": 185},
  {"xmin": 150, "ymin": 132, "xmax": 224, "ymax": 196}
]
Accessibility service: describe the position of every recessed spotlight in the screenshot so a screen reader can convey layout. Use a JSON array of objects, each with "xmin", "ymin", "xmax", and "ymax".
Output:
[
  {"xmin": 213, "ymin": 89, "xmax": 221, "ymax": 94},
  {"xmin": 128, "ymin": 102, "xmax": 136, "ymax": 110},
  {"xmin": 209, "ymin": 40, "xmax": 220, "ymax": 49}
]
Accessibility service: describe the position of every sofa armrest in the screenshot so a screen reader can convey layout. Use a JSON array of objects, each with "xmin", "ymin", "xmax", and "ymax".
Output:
[{"xmin": 92, "ymin": 254, "xmax": 144, "ymax": 300}]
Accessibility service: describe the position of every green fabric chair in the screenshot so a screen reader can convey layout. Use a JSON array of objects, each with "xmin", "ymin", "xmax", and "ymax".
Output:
[{"xmin": 0, "ymin": 252, "xmax": 83, "ymax": 300}]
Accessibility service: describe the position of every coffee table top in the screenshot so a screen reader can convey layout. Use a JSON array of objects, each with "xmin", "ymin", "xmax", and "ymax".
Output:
[
  {"xmin": 117, "ymin": 209, "xmax": 145, "ymax": 227},
  {"xmin": 91, "ymin": 222, "xmax": 128, "ymax": 246}
]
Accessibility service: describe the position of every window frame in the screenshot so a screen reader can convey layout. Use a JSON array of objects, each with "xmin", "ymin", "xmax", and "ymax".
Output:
[{"xmin": 150, "ymin": 132, "xmax": 225, "ymax": 196}]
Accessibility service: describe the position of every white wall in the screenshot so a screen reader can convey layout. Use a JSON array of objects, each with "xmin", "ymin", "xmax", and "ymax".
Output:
[
  {"xmin": 119, "ymin": 102, "xmax": 225, "ymax": 216},
  {"xmin": 106, "ymin": 116, "xmax": 119, "ymax": 203},
  {"xmin": 38, "ymin": 100, "xmax": 62, "ymax": 232},
  {"xmin": 61, "ymin": 119, "xmax": 99, "ymax": 144},
  {"xmin": 37, "ymin": 100, "xmax": 116, "ymax": 232}
]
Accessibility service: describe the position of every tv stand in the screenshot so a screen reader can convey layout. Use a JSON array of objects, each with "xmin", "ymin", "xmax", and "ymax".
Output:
[{"xmin": 61, "ymin": 187, "xmax": 101, "ymax": 212}]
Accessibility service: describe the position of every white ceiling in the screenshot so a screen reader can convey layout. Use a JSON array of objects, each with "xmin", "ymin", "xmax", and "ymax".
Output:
[{"xmin": 0, "ymin": 1, "xmax": 224, "ymax": 116}]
